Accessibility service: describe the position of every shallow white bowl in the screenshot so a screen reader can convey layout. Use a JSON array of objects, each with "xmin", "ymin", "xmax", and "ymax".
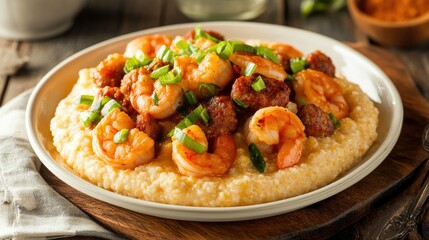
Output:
[{"xmin": 26, "ymin": 22, "xmax": 403, "ymax": 222}]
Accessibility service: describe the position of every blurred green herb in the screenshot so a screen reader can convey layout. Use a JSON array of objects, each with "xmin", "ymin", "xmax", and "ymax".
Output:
[{"xmin": 301, "ymin": 0, "xmax": 347, "ymax": 16}]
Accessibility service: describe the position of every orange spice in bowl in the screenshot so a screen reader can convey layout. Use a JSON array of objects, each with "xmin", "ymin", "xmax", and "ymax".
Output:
[
  {"xmin": 348, "ymin": 0, "xmax": 429, "ymax": 47},
  {"xmin": 361, "ymin": 0, "xmax": 429, "ymax": 22}
]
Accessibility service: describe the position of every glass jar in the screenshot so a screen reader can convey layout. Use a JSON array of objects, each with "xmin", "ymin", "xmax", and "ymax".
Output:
[{"xmin": 176, "ymin": 0, "xmax": 268, "ymax": 21}]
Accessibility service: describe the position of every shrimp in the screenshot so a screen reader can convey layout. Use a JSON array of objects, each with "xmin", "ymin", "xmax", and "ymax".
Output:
[
  {"xmin": 229, "ymin": 52, "xmax": 287, "ymax": 81},
  {"xmin": 174, "ymin": 52, "xmax": 233, "ymax": 97},
  {"xmin": 124, "ymin": 34, "xmax": 172, "ymax": 58},
  {"xmin": 172, "ymin": 125, "xmax": 236, "ymax": 177},
  {"xmin": 92, "ymin": 108, "xmax": 155, "ymax": 169},
  {"xmin": 121, "ymin": 67, "xmax": 183, "ymax": 119},
  {"xmin": 245, "ymin": 106, "xmax": 306, "ymax": 169},
  {"xmin": 264, "ymin": 42, "xmax": 303, "ymax": 59},
  {"xmin": 293, "ymin": 69, "xmax": 349, "ymax": 119}
]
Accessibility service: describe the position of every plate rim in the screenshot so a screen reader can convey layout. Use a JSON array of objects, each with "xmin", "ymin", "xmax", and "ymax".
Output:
[{"xmin": 25, "ymin": 21, "xmax": 403, "ymax": 221}]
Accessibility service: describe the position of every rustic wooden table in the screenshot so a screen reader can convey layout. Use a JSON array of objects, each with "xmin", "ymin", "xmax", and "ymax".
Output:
[{"xmin": 1, "ymin": 0, "xmax": 429, "ymax": 239}]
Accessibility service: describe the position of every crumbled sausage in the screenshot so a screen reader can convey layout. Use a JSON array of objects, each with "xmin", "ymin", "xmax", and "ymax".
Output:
[
  {"xmin": 298, "ymin": 103, "xmax": 335, "ymax": 138},
  {"xmin": 135, "ymin": 113, "xmax": 162, "ymax": 141},
  {"xmin": 98, "ymin": 86, "xmax": 135, "ymax": 115},
  {"xmin": 306, "ymin": 50, "xmax": 336, "ymax": 78},
  {"xmin": 202, "ymin": 96, "xmax": 238, "ymax": 141},
  {"xmin": 230, "ymin": 75, "xmax": 291, "ymax": 112}
]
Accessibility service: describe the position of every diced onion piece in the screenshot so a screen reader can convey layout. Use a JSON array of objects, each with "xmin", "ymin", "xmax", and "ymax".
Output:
[
  {"xmin": 290, "ymin": 57, "xmax": 309, "ymax": 73},
  {"xmin": 113, "ymin": 128, "xmax": 130, "ymax": 144},
  {"xmin": 184, "ymin": 90, "xmax": 198, "ymax": 106},
  {"xmin": 75, "ymin": 95, "xmax": 94, "ymax": 106},
  {"xmin": 251, "ymin": 76, "xmax": 266, "ymax": 92},
  {"xmin": 233, "ymin": 98, "xmax": 249, "ymax": 108},
  {"xmin": 101, "ymin": 99, "xmax": 122, "ymax": 116},
  {"xmin": 173, "ymin": 127, "xmax": 207, "ymax": 154},
  {"xmin": 79, "ymin": 111, "xmax": 101, "ymax": 127},
  {"xmin": 256, "ymin": 46, "xmax": 280, "ymax": 64},
  {"xmin": 198, "ymin": 83, "xmax": 217, "ymax": 98},
  {"xmin": 158, "ymin": 68, "xmax": 182, "ymax": 85},
  {"xmin": 243, "ymin": 62, "xmax": 257, "ymax": 76},
  {"xmin": 150, "ymin": 65, "xmax": 170, "ymax": 78},
  {"xmin": 248, "ymin": 143, "xmax": 266, "ymax": 173}
]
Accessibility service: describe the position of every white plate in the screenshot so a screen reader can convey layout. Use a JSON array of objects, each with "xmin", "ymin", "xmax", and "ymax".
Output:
[{"xmin": 26, "ymin": 22, "xmax": 403, "ymax": 222}]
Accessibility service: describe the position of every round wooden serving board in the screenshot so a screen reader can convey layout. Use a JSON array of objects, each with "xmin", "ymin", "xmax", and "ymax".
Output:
[{"xmin": 41, "ymin": 44, "xmax": 429, "ymax": 239}]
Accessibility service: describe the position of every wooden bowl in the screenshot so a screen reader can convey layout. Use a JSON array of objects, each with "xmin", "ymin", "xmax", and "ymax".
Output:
[{"xmin": 347, "ymin": 0, "xmax": 429, "ymax": 47}]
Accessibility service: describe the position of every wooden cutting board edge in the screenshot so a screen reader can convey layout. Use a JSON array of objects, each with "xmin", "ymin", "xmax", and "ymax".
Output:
[{"xmin": 40, "ymin": 43, "xmax": 429, "ymax": 239}]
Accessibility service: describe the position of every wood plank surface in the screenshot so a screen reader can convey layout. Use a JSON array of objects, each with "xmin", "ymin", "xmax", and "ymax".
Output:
[{"xmin": 40, "ymin": 44, "xmax": 429, "ymax": 239}]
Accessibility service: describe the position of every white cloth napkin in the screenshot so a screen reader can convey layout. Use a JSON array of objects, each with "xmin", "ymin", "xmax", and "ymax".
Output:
[{"xmin": 0, "ymin": 90, "xmax": 123, "ymax": 240}]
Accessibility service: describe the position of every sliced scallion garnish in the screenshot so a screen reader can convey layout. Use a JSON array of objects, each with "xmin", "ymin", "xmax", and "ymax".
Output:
[
  {"xmin": 101, "ymin": 99, "xmax": 122, "ymax": 116},
  {"xmin": 285, "ymin": 74, "xmax": 296, "ymax": 83},
  {"xmin": 216, "ymin": 41, "xmax": 233, "ymax": 59},
  {"xmin": 297, "ymin": 98, "xmax": 308, "ymax": 106},
  {"xmin": 151, "ymin": 91, "xmax": 159, "ymax": 106},
  {"xmin": 79, "ymin": 111, "xmax": 101, "ymax": 127},
  {"xmin": 251, "ymin": 76, "xmax": 266, "ymax": 92},
  {"xmin": 243, "ymin": 62, "xmax": 257, "ymax": 76},
  {"xmin": 232, "ymin": 42, "xmax": 257, "ymax": 54},
  {"xmin": 248, "ymin": 143, "xmax": 266, "ymax": 173},
  {"xmin": 75, "ymin": 95, "xmax": 94, "ymax": 106},
  {"xmin": 173, "ymin": 127, "xmax": 207, "ymax": 154},
  {"xmin": 290, "ymin": 57, "xmax": 309, "ymax": 73},
  {"xmin": 194, "ymin": 26, "xmax": 221, "ymax": 43},
  {"xmin": 233, "ymin": 98, "xmax": 249, "ymax": 108},
  {"xmin": 256, "ymin": 46, "xmax": 280, "ymax": 64},
  {"xmin": 198, "ymin": 83, "xmax": 217, "ymax": 98},
  {"xmin": 155, "ymin": 45, "xmax": 175, "ymax": 64},
  {"xmin": 200, "ymin": 108, "xmax": 210, "ymax": 125},
  {"xmin": 158, "ymin": 68, "xmax": 182, "ymax": 85},
  {"xmin": 89, "ymin": 96, "xmax": 111, "ymax": 111},
  {"xmin": 167, "ymin": 105, "xmax": 206, "ymax": 137},
  {"xmin": 149, "ymin": 65, "xmax": 170, "ymax": 79},
  {"xmin": 329, "ymin": 112, "xmax": 340, "ymax": 128},
  {"xmin": 124, "ymin": 50, "xmax": 152, "ymax": 73},
  {"xmin": 184, "ymin": 90, "xmax": 198, "ymax": 106},
  {"xmin": 113, "ymin": 129, "xmax": 130, "ymax": 144}
]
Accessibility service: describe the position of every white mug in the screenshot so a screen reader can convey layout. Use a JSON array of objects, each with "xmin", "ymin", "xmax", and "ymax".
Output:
[{"xmin": 0, "ymin": 0, "xmax": 87, "ymax": 40}]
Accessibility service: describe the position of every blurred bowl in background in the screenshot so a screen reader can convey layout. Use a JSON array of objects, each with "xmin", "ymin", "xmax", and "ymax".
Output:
[
  {"xmin": 0, "ymin": 0, "xmax": 87, "ymax": 40},
  {"xmin": 348, "ymin": 0, "xmax": 429, "ymax": 47}
]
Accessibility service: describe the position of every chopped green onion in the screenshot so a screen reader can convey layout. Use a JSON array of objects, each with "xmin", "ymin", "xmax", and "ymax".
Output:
[
  {"xmin": 256, "ymin": 46, "xmax": 280, "ymax": 64},
  {"xmin": 199, "ymin": 108, "xmax": 210, "ymax": 125},
  {"xmin": 285, "ymin": 74, "xmax": 296, "ymax": 83},
  {"xmin": 79, "ymin": 111, "xmax": 101, "ymax": 127},
  {"xmin": 184, "ymin": 90, "xmax": 198, "ymax": 106},
  {"xmin": 176, "ymin": 106, "xmax": 189, "ymax": 117},
  {"xmin": 101, "ymin": 99, "xmax": 122, "ymax": 116},
  {"xmin": 290, "ymin": 57, "xmax": 309, "ymax": 73},
  {"xmin": 216, "ymin": 41, "xmax": 233, "ymax": 59},
  {"xmin": 192, "ymin": 50, "xmax": 207, "ymax": 64},
  {"xmin": 173, "ymin": 127, "xmax": 207, "ymax": 154},
  {"xmin": 167, "ymin": 105, "xmax": 206, "ymax": 137},
  {"xmin": 243, "ymin": 62, "xmax": 257, "ymax": 76},
  {"xmin": 329, "ymin": 112, "xmax": 340, "ymax": 128},
  {"xmin": 248, "ymin": 143, "xmax": 266, "ymax": 173},
  {"xmin": 149, "ymin": 65, "xmax": 170, "ymax": 79},
  {"xmin": 233, "ymin": 98, "xmax": 249, "ymax": 108},
  {"xmin": 298, "ymin": 98, "xmax": 308, "ymax": 105},
  {"xmin": 232, "ymin": 43, "xmax": 257, "ymax": 54},
  {"xmin": 89, "ymin": 96, "xmax": 111, "ymax": 111},
  {"xmin": 251, "ymin": 76, "xmax": 266, "ymax": 92},
  {"xmin": 155, "ymin": 45, "xmax": 175, "ymax": 64},
  {"xmin": 194, "ymin": 26, "xmax": 221, "ymax": 43},
  {"xmin": 124, "ymin": 50, "xmax": 152, "ymax": 73},
  {"xmin": 151, "ymin": 91, "xmax": 159, "ymax": 106},
  {"xmin": 176, "ymin": 39, "xmax": 190, "ymax": 51},
  {"xmin": 158, "ymin": 68, "xmax": 182, "ymax": 85},
  {"xmin": 113, "ymin": 129, "xmax": 130, "ymax": 144},
  {"xmin": 198, "ymin": 83, "xmax": 217, "ymax": 98},
  {"xmin": 75, "ymin": 95, "xmax": 94, "ymax": 106}
]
